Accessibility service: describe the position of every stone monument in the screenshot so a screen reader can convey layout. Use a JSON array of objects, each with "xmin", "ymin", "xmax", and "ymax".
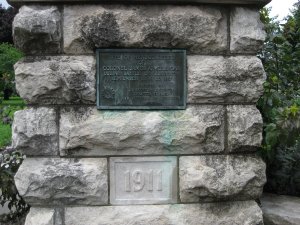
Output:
[{"xmin": 10, "ymin": 0, "xmax": 269, "ymax": 224}]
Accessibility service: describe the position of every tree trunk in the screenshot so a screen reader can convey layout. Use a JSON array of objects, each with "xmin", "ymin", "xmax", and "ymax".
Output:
[{"xmin": 3, "ymin": 89, "xmax": 12, "ymax": 100}]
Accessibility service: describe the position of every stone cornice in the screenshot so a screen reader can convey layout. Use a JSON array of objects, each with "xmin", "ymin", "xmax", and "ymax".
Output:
[{"xmin": 8, "ymin": 0, "xmax": 271, "ymax": 7}]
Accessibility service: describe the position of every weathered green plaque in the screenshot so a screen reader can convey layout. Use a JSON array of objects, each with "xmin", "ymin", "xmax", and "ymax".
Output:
[{"xmin": 97, "ymin": 49, "xmax": 186, "ymax": 109}]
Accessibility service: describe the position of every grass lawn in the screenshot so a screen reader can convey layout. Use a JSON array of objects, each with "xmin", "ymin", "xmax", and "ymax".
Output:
[
  {"xmin": 0, "ymin": 124, "xmax": 12, "ymax": 147},
  {"xmin": 0, "ymin": 97, "xmax": 25, "ymax": 149},
  {"xmin": 2, "ymin": 97, "xmax": 25, "ymax": 106}
]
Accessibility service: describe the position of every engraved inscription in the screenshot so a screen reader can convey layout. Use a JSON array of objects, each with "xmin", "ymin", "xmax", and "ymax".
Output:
[
  {"xmin": 124, "ymin": 169, "xmax": 163, "ymax": 192},
  {"xmin": 97, "ymin": 49, "xmax": 186, "ymax": 109},
  {"xmin": 110, "ymin": 157, "xmax": 177, "ymax": 205}
]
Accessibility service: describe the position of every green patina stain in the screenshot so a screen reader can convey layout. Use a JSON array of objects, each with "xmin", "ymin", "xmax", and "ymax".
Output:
[{"xmin": 161, "ymin": 112, "xmax": 180, "ymax": 147}]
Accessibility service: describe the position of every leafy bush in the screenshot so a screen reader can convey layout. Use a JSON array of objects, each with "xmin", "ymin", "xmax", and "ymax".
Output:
[
  {"xmin": 0, "ymin": 98, "xmax": 27, "ymax": 222},
  {"xmin": 266, "ymin": 142, "xmax": 300, "ymax": 195},
  {"xmin": 259, "ymin": 3, "xmax": 300, "ymax": 196},
  {"xmin": 0, "ymin": 43, "xmax": 23, "ymax": 100},
  {"xmin": 0, "ymin": 148, "xmax": 29, "ymax": 223}
]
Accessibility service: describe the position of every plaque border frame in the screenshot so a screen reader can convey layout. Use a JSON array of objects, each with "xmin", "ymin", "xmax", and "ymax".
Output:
[
  {"xmin": 109, "ymin": 156, "xmax": 178, "ymax": 205},
  {"xmin": 96, "ymin": 49, "xmax": 187, "ymax": 110}
]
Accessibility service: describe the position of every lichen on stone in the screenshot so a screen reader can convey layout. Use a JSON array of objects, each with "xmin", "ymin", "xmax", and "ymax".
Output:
[{"xmin": 80, "ymin": 12, "xmax": 128, "ymax": 49}]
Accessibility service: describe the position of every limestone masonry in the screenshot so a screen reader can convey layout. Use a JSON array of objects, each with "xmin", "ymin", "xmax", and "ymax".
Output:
[{"xmin": 10, "ymin": 0, "xmax": 269, "ymax": 224}]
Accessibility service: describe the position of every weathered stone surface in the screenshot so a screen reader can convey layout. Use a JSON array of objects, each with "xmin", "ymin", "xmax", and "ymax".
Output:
[
  {"xmin": 12, "ymin": 107, "xmax": 58, "ymax": 156},
  {"xmin": 65, "ymin": 201, "xmax": 263, "ymax": 225},
  {"xmin": 261, "ymin": 194, "xmax": 300, "ymax": 225},
  {"xmin": 14, "ymin": 56, "xmax": 96, "ymax": 104},
  {"xmin": 227, "ymin": 105, "xmax": 263, "ymax": 152},
  {"xmin": 25, "ymin": 208, "xmax": 63, "ymax": 225},
  {"xmin": 13, "ymin": 6, "xmax": 61, "ymax": 54},
  {"xmin": 179, "ymin": 155, "xmax": 266, "ymax": 202},
  {"xmin": 188, "ymin": 56, "xmax": 266, "ymax": 103},
  {"xmin": 59, "ymin": 105, "xmax": 225, "ymax": 156},
  {"xmin": 25, "ymin": 208, "xmax": 54, "ymax": 225},
  {"xmin": 64, "ymin": 5, "xmax": 227, "ymax": 54},
  {"xmin": 15, "ymin": 158, "xmax": 108, "ymax": 205},
  {"xmin": 231, "ymin": 7, "xmax": 266, "ymax": 53}
]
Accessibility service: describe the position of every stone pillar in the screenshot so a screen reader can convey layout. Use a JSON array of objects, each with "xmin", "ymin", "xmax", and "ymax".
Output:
[{"xmin": 10, "ymin": 0, "xmax": 269, "ymax": 224}]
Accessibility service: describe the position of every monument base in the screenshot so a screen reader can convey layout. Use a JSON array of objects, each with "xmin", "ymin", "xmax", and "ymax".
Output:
[{"xmin": 26, "ymin": 201, "xmax": 263, "ymax": 225}]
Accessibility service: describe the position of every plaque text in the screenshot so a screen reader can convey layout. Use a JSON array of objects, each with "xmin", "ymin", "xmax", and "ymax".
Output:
[{"xmin": 97, "ymin": 49, "xmax": 186, "ymax": 109}]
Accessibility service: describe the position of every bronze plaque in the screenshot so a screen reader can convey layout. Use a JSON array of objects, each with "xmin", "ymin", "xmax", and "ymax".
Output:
[{"xmin": 97, "ymin": 49, "xmax": 186, "ymax": 109}]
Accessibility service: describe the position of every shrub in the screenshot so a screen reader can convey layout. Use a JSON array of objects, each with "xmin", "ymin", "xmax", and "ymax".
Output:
[
  {"xmin": 259, "ymin": 4, "xmax": 300, "ymax": 196},
  {"xmin": 0, "ymin": 147, "xmax": 29, "ymax": 223},
  {"xmin": 0, "ymin": 43, "xmax": 23, "ymax": 100}
]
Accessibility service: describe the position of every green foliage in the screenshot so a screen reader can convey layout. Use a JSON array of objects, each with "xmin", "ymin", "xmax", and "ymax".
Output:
[
  {"xmin": 0, "ymin": 97, "xmax": 27, "ymax": 222},
  {"xmin": 266, "ymin": 142, "xmax": 300, "ymax": 195},
  {"xmin": 0, "ymin": 43, "xmax": 23, "ymax": 100},
  {"xmin": 259, "ymin": 3, "xmax": 300, "ymax": 196},
  {"xmin": 0, "ymin": 148, "xmax": 29, "ymax": 223}
]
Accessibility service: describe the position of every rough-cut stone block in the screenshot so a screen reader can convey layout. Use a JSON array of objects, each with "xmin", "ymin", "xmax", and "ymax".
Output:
[
  {"xmin": 59, "ymin": 106, "xmax": 225, "ymax": 156},
  {"xmin": 13, "ymin": 6, "xmax": 61, "ymax": 54},
  {"xmin": 179, "ymin": 155, "xmax": 266, "ymax": 202},
  {"xmin": 65, "ymin": 201, "xmax": 263, "ymax": 225},
  {"xmin": 231, "ymin": 7, "xmax": 266, "ymax": 53},
  {"xmin": 261, "ymin": 194, "xmax": 300, "ymax": 225},
  {"xmin": 12, "ymin": 108, "xmax": 58, "ymax": 156},
  {"xmin": 14, "ymin": 56, "xmax": 96, "ymax": 104},
  {"xmin": 188, "ymin": 56, "xmax": 266, "ymax": 103},
  {"xmin": 227, "ymin": 105, "xmax": 263, "ymax": 152},
  {"xmin": 15, "ymin": 158, "xmax": 108, "ymax": 205},
  {"xmin": 64, "ymin": 5, "xmax": 227, "ymax": 54},
  {"xmin": 25, "ymin": 208, "xmax": 63, "ymax": 225}
]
